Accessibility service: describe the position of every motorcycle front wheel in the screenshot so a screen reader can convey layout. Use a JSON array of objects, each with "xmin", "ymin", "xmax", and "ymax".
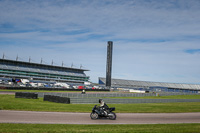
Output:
[
  {"xmin": 109, "ymin": 112, "xmax": 116, "ymax": 120},
  {"xmin": 90, "ymin": 112, "xmax": 99, "ymax": 120}
]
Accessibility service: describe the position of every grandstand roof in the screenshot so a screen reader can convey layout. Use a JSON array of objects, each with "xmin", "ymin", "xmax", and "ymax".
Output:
[
  {"xmin": 0, "ymin": 59, "xmax": 89, "ymax": 72},
  {"xmin": 99, "ymin": 77, "xmax": 200, "ymax": 90}
]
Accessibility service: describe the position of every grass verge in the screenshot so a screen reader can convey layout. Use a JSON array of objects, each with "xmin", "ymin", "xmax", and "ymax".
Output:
[
  {"xmin": 0, "ymin": 123, "xmax": 200, "ymax": 133},
  {"xmin": 1, "ymin": 95, "xmax": 200, "ymax": 113}
]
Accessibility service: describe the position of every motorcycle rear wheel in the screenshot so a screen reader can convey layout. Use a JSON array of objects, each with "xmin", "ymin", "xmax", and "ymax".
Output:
[
  {"xmin": 90, "ymin": 112, "xmax": 99, "ymax": 120},
  {"xmin": 109, "ymin": 112, "xmax": 116, "ymax": 120}
]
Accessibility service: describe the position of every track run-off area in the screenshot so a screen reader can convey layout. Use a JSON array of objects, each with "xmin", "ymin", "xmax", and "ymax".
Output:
[{"xmin": 0, "ymin": 110, "xmax": 200, "ymax": 124}]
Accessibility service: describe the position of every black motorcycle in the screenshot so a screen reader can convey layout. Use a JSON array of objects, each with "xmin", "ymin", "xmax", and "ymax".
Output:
[{"xmin": 90, "ymin": 105, "xmax": 116, "ymax": 120}]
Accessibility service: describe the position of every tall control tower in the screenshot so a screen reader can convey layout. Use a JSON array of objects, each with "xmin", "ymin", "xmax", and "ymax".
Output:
[{"xmin": 106, "ymin": 41, "xmax": 113, "ymax": 88}]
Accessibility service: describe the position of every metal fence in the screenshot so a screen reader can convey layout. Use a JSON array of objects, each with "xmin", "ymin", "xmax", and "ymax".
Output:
[
  {"xmin": 158, "ymin": 92, "xmax": 200, "ymax": 96},
  {"xmin": 37, "ymin": 92, "xmax": 200, "ymax": 98},
  {"xmin": 37, "ymin": 92, "xmax": 157, "ymax": 98},
  {"xmin": 70, "ymin": 98, "xmax": 200, "ymax": 104}
]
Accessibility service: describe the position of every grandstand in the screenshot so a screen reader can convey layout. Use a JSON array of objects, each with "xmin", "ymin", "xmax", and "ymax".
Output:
[
  {"xmin": 0, "ymin": 58, "xmax": 89, "ymax": 84},
  {"xmin": 99, "ymin": 77, "xmax": 200, "ymax": 93}
]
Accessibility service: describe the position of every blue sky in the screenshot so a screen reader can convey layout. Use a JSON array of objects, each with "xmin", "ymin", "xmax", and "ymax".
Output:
[{"xmin": 0, "ymin": 0, "xmax": 200, "ymax": 84}]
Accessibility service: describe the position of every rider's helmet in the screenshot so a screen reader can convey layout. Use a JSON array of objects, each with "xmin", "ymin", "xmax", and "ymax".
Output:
[{"xmin": 99, "ymin": 99, "xmax": 103, "ymax": 103}]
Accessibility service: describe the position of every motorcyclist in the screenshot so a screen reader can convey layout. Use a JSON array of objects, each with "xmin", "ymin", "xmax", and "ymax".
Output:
[{"xmin": 99, "ymin": 99, "xmax": 109, "ymax": 116}]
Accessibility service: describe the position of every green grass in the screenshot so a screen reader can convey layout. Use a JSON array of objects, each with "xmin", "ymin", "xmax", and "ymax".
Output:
[
  {"xmin": 0, "ymin": 95, "xmax": 92, "ymax": 112},
  {"xmin": 0, "ymin": 123, "xmax": 200, "ymax": 133},
  {"xmin": 1, "ymin": 95, "xmax": 200, "ymax": 113}
]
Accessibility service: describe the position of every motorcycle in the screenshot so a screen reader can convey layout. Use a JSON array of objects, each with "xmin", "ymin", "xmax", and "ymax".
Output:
[{"xmin": 90, "ymin": 105, "xmax": 116, "ymax": 120}]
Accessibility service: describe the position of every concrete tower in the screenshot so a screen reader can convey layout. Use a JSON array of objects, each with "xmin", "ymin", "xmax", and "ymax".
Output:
[{"xmin": 106, "ymin": 41, "xmax": 113, "ymax": 88}]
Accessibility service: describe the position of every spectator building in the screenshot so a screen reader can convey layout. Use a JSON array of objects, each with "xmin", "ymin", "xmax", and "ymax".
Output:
[
  {"xmin": 99, "ymin": 77, "xmax": 200, "ymax": 93},
  {"xmin": 0, "ymin": 58, "xmax": 89, "ymax": 84}
]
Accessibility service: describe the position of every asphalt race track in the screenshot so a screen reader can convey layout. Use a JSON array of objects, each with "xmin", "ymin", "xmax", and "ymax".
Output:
[{"xmin": 0, "ymin": 110, "xmax": 200, "ymax": 124}]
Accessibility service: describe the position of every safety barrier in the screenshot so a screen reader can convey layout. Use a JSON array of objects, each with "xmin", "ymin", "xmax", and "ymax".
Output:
[
  {"xmin": 43, "ymin": 95, "xmax": 70, "ymax": 104},
  {"xmin": 15, "ymin": 92, "xmax": 38, "ymax": 99}
]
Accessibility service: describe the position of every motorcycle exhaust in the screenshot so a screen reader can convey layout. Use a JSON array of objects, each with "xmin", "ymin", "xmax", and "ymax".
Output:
[{"xmin": 108, "ymin": 114, "xmax": 114, "ymax": 117}]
